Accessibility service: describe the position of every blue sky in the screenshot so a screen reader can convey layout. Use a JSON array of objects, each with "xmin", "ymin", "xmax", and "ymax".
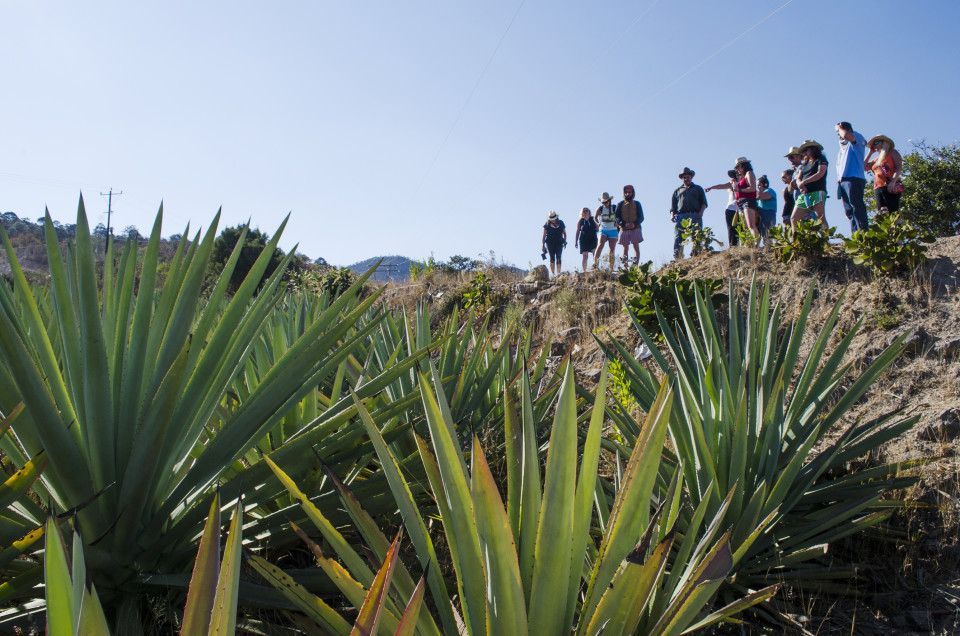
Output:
[{"xmin": 2, "ymin": 1, "xmax": 959, "ymax": 270}]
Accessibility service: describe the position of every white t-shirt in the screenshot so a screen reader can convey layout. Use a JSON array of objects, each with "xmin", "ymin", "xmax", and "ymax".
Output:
[{"xmin": 726, "ymin": 191, "xmax": 737, "ymax": 211}]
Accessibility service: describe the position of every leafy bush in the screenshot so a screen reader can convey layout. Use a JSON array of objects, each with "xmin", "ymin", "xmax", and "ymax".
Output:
[
  {"xmin": 462, "ymin": 269, "xmax": 491, "ymax": 309},
  {"xmin": 317, "ymin": 266, "xmax": 356, "ymax": 297},
  {"xmin": 844, "ymin": 211, "xmax": 933, "ymax": 275},
  {"xmin": 618, "ymin": 261, "xmax": 726, "ymax": 339},
  {"xmin": 681, "ymin": 217, "xmax": 723, "ymax": 254},
  {"xmin": 768, "ymin": 218, "xmax": 838, "ymax": 264},
  {"xmin": 734, "ymin": 218, "xmax": 759, "ymax": 247},
  {"xmin": 900, "ymin": 141, "xmax": 960, "ymax": 237},
  {"xmin": 408, "ymin": 254, "xmax": 439, "ymax": 281}
]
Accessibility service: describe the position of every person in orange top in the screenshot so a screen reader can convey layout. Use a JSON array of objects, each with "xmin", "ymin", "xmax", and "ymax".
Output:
[{"xmin": 864, "ymin": 135, "xmax": 903, "ymax": 213}]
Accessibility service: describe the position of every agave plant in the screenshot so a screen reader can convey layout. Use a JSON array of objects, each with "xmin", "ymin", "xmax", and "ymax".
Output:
[
  {"xmin": 254, "ymin": 363, "xmax": 777, "ymax": 635},
  {"xmin": 598, "ymin": 278, "xmax": 922, "ymax": 597},
  {"xmin": 0, "ymin": 197, "xmax": 441, "ymax": 626}
]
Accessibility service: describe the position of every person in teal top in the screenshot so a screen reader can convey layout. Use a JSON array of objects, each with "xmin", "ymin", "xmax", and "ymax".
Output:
[{"xmin": 757, "ymin": 175, "xmax": 777, "ymax": 245}]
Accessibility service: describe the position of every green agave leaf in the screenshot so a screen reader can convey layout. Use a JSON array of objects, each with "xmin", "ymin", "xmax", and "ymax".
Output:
[
  {"xmin": 579, "ymin": 377, "xmax": 673, "ymax": 627},
  {"xmin": 350, "ymin": 531, "xmax": 402, "ymax": 636},
  {"xmin": 244, "ymin": 552, "xmax": 351, "ymax": 636},
  {"xmin": 416, "ymin": 371, "xmax": 486, "ymax": 635},
  {"xmin": 393, "ymin": 569, "xmax": 428, "ymax": 636},
  {"xmin": 527, "ymin": 364, "xmax": 578, "ymax": 634},
  {"xmin": 43, "ymin": 514, "xmax": 73, "ymax": 636},
  {"xmin": 180, "ymin": 493, "xmax": 222, "ymax": 636},
  {"xmin": 207, "ymin": 498, "xmax": 243, "ymax": 636},
  {"xmin": 471, "ymin": 436, "xmax": 528, "ymax": 634}
]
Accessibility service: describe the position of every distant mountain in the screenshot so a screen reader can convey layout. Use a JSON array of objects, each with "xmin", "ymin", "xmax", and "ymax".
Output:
[{"xmin": 346, "ymin": 255, "xmax": 411, "ymax": 282}]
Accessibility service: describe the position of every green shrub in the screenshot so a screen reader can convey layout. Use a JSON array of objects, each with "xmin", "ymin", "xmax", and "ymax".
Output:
[
  {"xmin": 618, "ymin": 261, "xmax": 726, "ymax": 340},
  {"xmin": 768, "ymin": 218, "xmax": 838, "ymax": 263},
  {"xmin": 844, "ymin": 211, "xmax": 933, "ymax": 275},
  {"xmin": 463, "ymin": 269, "xmax": 491, "ymax": 309},
  {"xmin": 317, "ymin": 266, "xmax": 355, "ymax": 298},
  {"xmin": 734, "ymin": 217, "xmax": 759, "ymax": 247},
  {"xmin": 681, "ymin": 217, "xmax": 723, "ymax": 254},
  {"xmin": 409, "ymin": 253, "xmax": 440, "ymax": 281}
]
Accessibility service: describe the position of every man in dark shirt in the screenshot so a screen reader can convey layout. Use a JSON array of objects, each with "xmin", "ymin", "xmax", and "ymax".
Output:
[{"xmin": 670, "ymin": 167, "xmax": 708, "ymax": 258}]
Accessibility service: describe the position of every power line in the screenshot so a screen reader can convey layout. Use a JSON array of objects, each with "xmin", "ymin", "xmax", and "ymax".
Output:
[
  {"xmin": 602, "ymin": 0, "xmax": 798, "ymax": 136},
  {"xmin": 478, "ymin": 0, "xmax": 796, "ymax": 185},
  {"xmin": 476, "ymin": 0, "xmax": 664, "ymax": 185},
  {"xmin": 402, "ymin": 0, "xmax": 527, "ymax": 213}
]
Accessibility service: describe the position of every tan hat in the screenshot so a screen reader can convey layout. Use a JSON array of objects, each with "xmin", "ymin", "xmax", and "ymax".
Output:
[
  {"xmin": 599, "ymin": 192, "xmax": 612, "ymax": 203},
  {"xmin": 735, "ymin": 156, "xmax": 751, "ymax": 165},
  {"xmin": 547, "ymin": 211, "xmax": 558, "ymax": 220},
  {"xmin": 798, "ymin": 139, "xmax": 823, "ymax": 153},
  {"xmin": 784, "ymin": 146, "xmax": 801, "ymax": 157},
  {"xmin": 868, "ymin": 134, "xmax": 895, "ymax": 150},
  {"xmin": 678, "ymin": 167, "xmax": 695, "ymax": 178}
]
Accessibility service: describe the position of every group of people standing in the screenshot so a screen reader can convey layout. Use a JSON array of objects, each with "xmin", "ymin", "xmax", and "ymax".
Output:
[
  {"xmin": 541, "ymin": 185, "xmax": 644, "ymax": 275},
  {"xmin": 541, "ymin": 121, "xmax": 904, "ymax": 274}
]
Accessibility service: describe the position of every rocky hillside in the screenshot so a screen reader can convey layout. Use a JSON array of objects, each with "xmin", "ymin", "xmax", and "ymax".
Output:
[{"xmin": 379, "ymin": 236, "xmax": 960, "ymax": 634}]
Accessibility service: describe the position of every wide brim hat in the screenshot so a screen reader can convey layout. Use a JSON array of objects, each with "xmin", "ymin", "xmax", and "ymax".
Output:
[
  {"xmin": 784, "ymin": 146, "xmax": 801, "ymax": 157},
  {"xmin": 798, "ymin": 139, "xmax": 823, "ymax": 153},
  {"xmin": 734, "ymin": 156, "xmax": 751, "ymax": 166},
  {"xmin": 868, "ymin": 134, "xmax": 895, "ymax": 150},
  {"xmin": 599, "ymin": 192, "xmax": 612, "ymax": 203},
  {"xmin": 678, "ymin": 167, "xmax": 695, "ymax": 178},
  {"xmin": 547, "ymin": 211, "xmax": 558, "ymax": 220}
]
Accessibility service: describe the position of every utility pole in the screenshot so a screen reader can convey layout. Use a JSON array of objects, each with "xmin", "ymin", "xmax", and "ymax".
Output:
[{"xmin": 99, "ymin": 188, "xmax": 122, "ymax": 253}]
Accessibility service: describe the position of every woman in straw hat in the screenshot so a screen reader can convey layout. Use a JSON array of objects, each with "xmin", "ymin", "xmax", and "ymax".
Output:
[
  {"xmin": 864, "ymin": 135, "xmax": 903, "ymax": 213},
  {"xmin": 792, "ymin": 140, "xmax": 829, "ymax": 228},
  {"xmin": 541, "ymin": 211, "xmax": 566, "ymax": 277},
  {"xmin": 594, "ymin": 192, "xmax": 619, "ymax": 270}
]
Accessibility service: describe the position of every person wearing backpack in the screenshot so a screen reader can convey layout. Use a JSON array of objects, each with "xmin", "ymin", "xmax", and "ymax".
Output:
[
  {"xmin": 574, "ymin": 207, "xmax": 599, "ymax": 272},
  {"xmin": 615, "ymin": 184, "xmax": 644, "ymax": 268},
  {"xmin": 594, "ymin": 192, "xmax": 619, "ymax": 271}
]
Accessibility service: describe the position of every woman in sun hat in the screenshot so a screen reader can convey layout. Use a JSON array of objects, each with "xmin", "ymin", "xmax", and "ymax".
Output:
[
  {"xmin": 594, "ymin": 192, "xmax": 619, "ymax": 270},
  {"xmin": 792, "ymin": 140, "xmax": 829, "ymax": 228},
  {"xmin": 575, "ymin": 207, "xmax": 599, "ymax": 271},
  {"xmin": 864, "ymin": 134, "xmax": 903, "ymax": 213},
  {"xmin": 541, "ymin": 211, "xmax": 566, "ymax": 277}
]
